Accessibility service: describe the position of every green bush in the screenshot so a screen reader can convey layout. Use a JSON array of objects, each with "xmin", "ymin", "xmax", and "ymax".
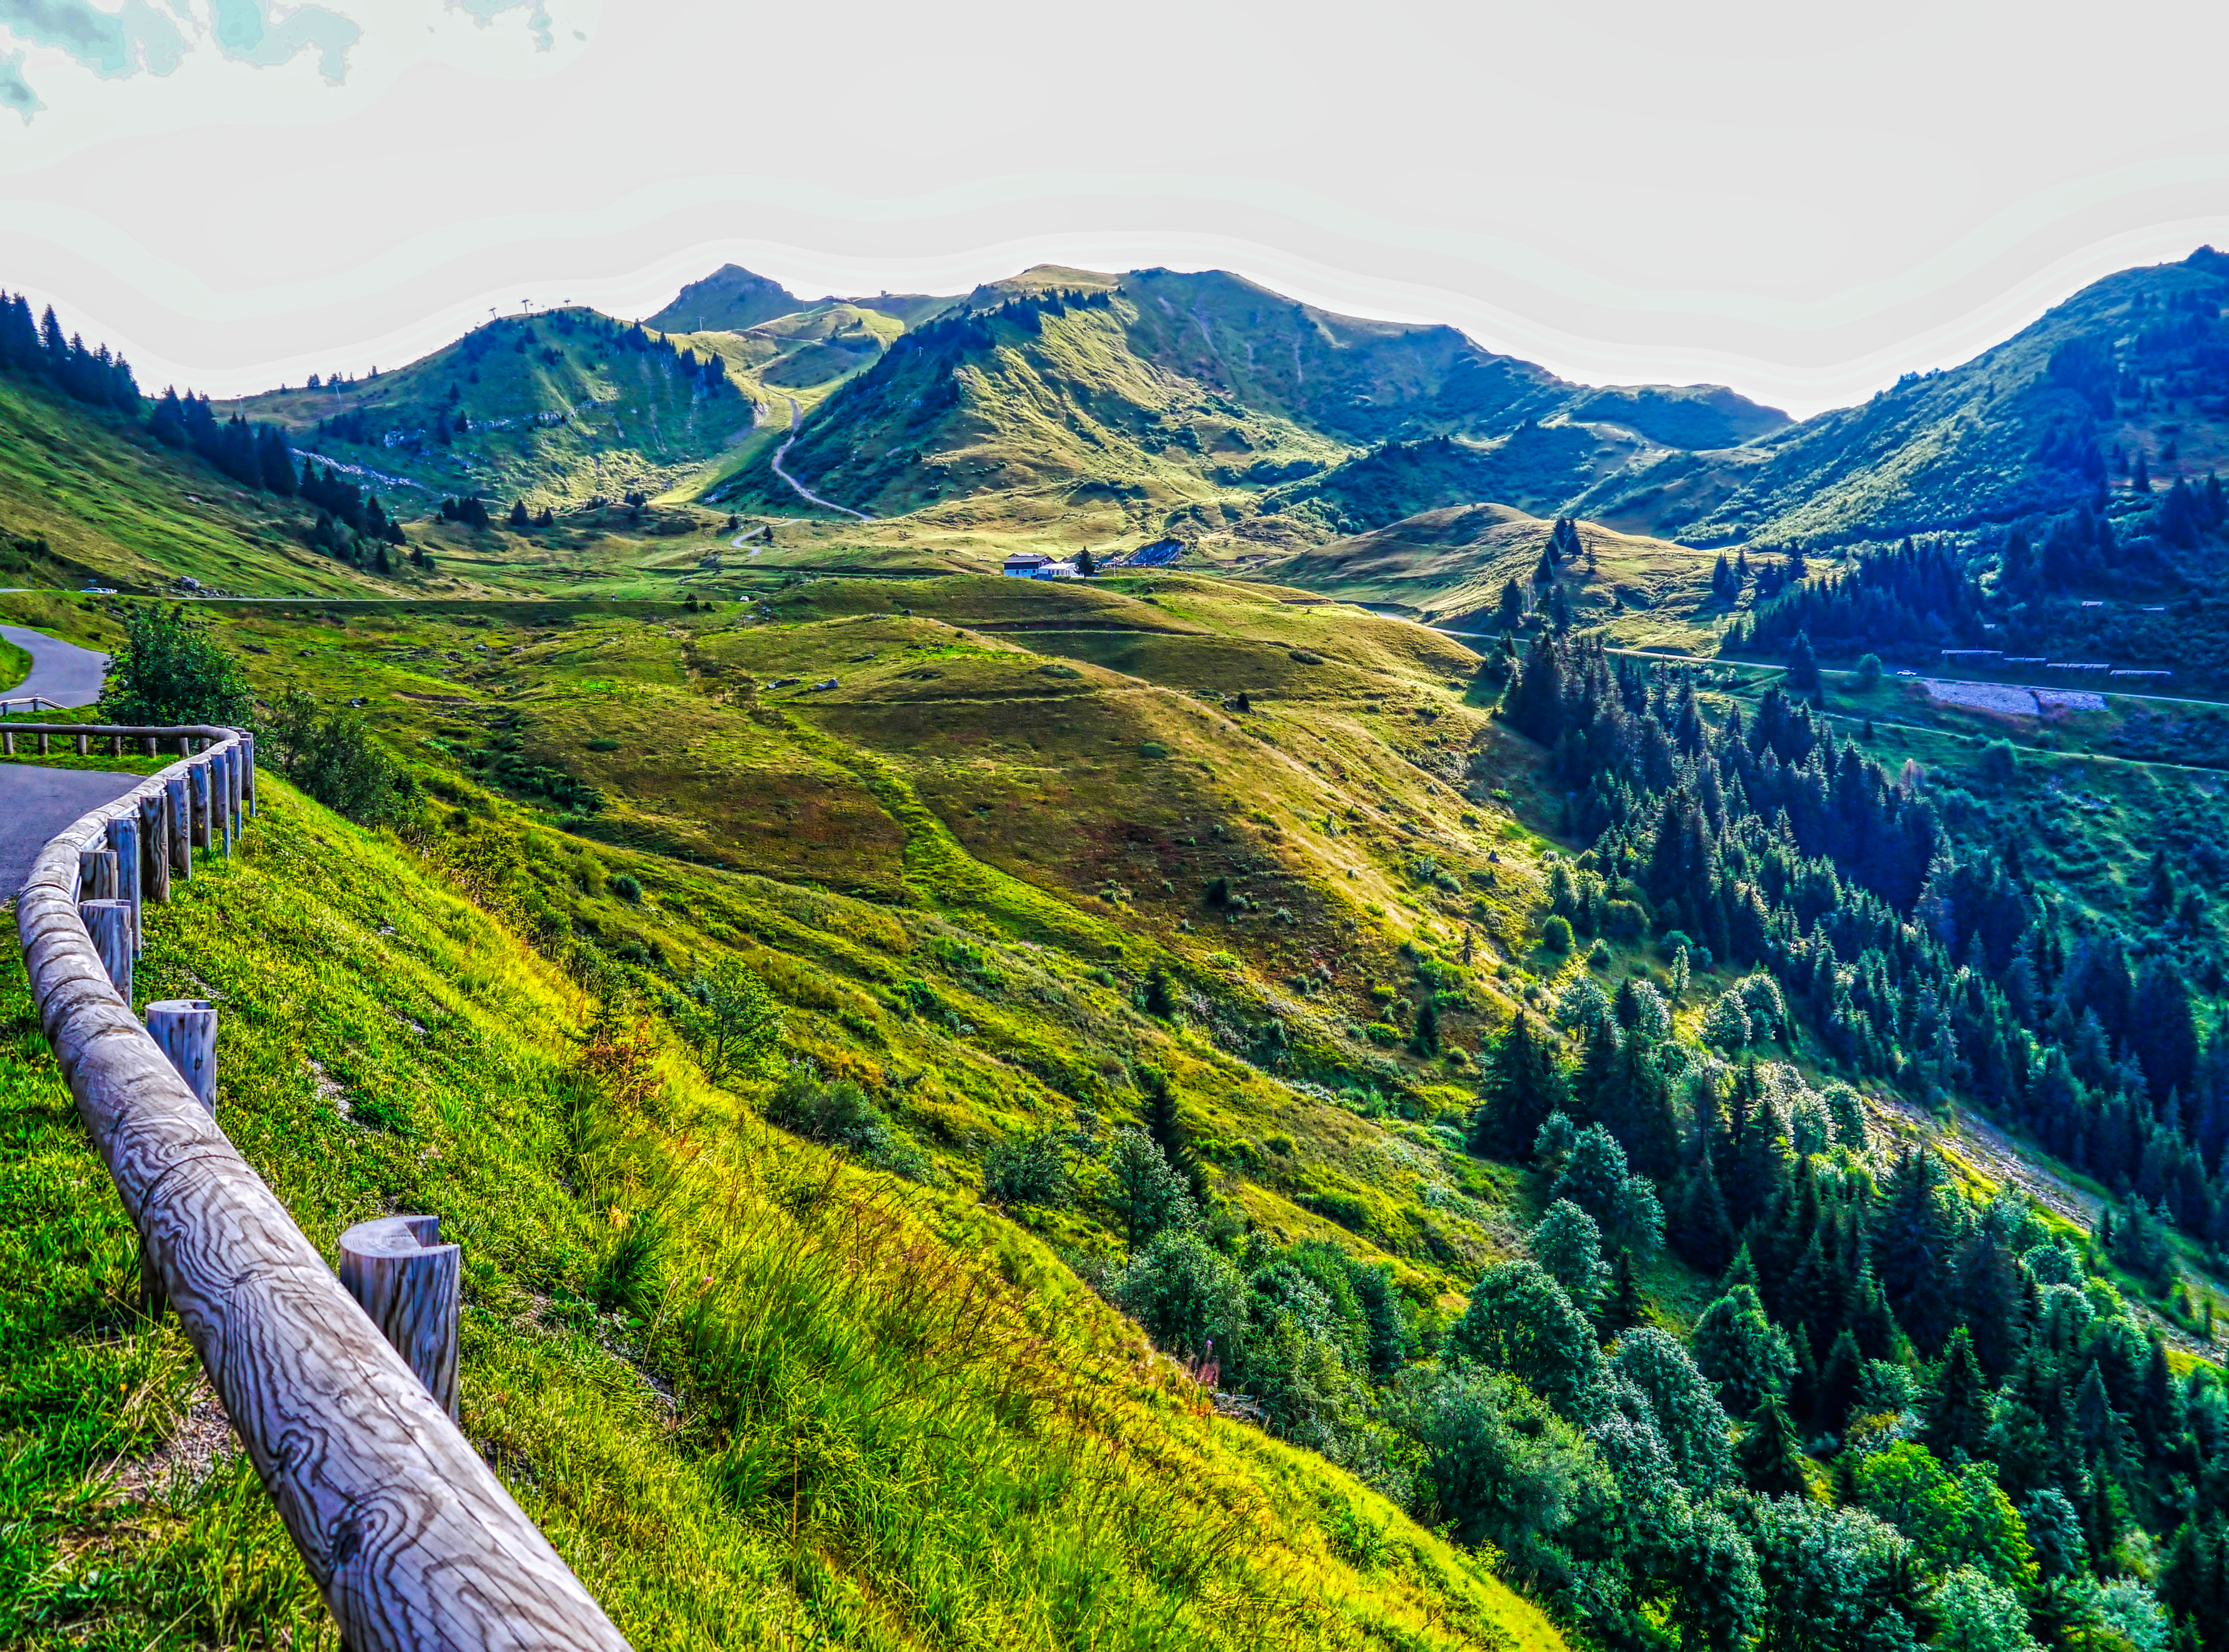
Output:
[
  {"xmin": 1855, "ymin": 653, "xmax": 1885, "ymax": 688},
  {"xmin": 981, "ymin": 1129, "xmax": 1072, "ymax": 1208},
  {"xmin": 100, "ymin": 602, "xmax": 254, "ymax": 726},
  {"xmin": 266, "ymin": 690, "xmax": 417, "ymax": 826},
  {"xmin": 1541, "ymin": 915, "xmax": 1574, "ymax": 953},
  {"xmin": 764, "ymin": 1069, "xmax": 930, "ymax": 1182}
]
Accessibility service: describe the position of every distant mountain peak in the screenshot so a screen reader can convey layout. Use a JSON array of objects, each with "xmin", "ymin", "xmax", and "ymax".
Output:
[{"xmin": 649, "ymin": 265, "xmax": 805, "ymax": 334}]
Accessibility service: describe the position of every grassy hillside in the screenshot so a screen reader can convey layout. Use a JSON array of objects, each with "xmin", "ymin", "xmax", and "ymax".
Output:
[
  {"xmin": 224, "ymin": 309, "xmax": 759, "ymax": 512},
  {"xmin": 1231, "ymin": 504, "xmax": 1737, "ymax": 650},
  {"xmin": 1661, "ymin": 246, "xmax": 2229, "ymax": 546},
  {"xmin": 0, "ymin": 374, "xmax": 393, "ymax": 597},
  {"xmin": 711, "ymin": 266, "xmax": 1792, "ymax": 547},
  {"xmin": 648, "ymin": 264, "xmax": 957, "ymax": 337},
  {"xmin": 0, "ymin": 777, "xmax": 1566, "ymax": 1652}
]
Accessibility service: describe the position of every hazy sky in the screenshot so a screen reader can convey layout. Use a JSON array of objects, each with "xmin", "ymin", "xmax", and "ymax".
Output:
[{"xmin": 2, "ymin": 0, "xmax": 2227, "ymax": 417}]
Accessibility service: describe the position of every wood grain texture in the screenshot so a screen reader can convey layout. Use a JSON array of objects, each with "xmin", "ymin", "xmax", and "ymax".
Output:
[
  {"xmin": 165, "ymin": 777, "xmax": 190, "ymax": 882},
  {"xmin": 142, "ymin": 794, "xmax": 171, "ymax": 906},
  {"xmin": 106, "ymin": 816, "xmax": 141, "ymax": 954},
  {"xmin": 19, "ymin": 726, "xmax": 631, "ymax": 1652},
  {"xmin": 145, "ymin": 998, "xmax": 216, "ymax": 1113},
  {"xmin": 79, "ymin": 847, "xmax": 117, "ymax": 903},
  {"xmin": 339, "ymin": 1216, "xmax": 461, "ymax": 1421},
  {"xmin": 79, "ymin": 898, "xmax": 131, "ymax": 999}
]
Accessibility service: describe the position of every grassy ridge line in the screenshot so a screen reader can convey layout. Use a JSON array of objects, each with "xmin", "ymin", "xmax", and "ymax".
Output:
[{"xmin": 0, "ymin": 777, "xmax": 1565, "ymax": 1651}]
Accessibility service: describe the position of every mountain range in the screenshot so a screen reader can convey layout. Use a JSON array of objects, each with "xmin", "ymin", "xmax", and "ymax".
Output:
[{"xmin": 179, "ymin": 248, "xmax": 2229, "ymax": 571}]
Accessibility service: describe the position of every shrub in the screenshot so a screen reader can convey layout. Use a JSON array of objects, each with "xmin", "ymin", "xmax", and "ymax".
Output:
[
  {"xmin": 764, "ymin": 1069, "xmax": 930, "ymax": 1181},
  {"xmin": 981, "ymin": 1129, "xmax": 1072, "ymax": 1208},
  {"xmin": 1114, "ymin": 1229, "xmax": 1248, "ymax": 1365},
  {"xmin": 1104, "ymin": 1126, "xmax": 1196, "ymax": 1250},
  {"xmin": 1855, "ymin": 653, "xmax": 1885, "ymax": 688},
  {"xmin": 1542, "ymin": 914, "xmax": 1574, "ymax": 953},
  {"xmin": 611, "ymin": 873, "xmax": 644, "ymax": 903},
  {"xmin": 100, "ymin": 602, "xmax": 255, "ymax": 726},
  {"xmin": 266, "ymin": 690, "xmax": 417, "ymax": 826},
  {"xmin": 678, "ymin": 957, "xmax": 781, "ymax": 1083}
]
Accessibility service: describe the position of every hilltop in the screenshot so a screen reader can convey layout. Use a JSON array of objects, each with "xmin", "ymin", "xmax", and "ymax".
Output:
[{"xmin": 708, "ymin": 266, "xmax": 1792, "ymax": 536}]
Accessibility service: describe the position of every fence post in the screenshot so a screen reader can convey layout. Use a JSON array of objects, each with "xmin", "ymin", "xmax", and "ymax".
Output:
[
  {"xmin": 74, "ymin": 731, "xmax": 86, "ymax": 756},
  {"xmin": 142, "ymin": 794, "xmax": 170, "ymax": 905},
  {"xmin": 166, "ymin": 776, "xmax": 191, "ymax": 882},
  {"xmin": 36, "ymin": 730, "xmax": 48, "ymax": 755},
  {"xmin": 243, "ymin": 732, "xmax": 257, "ymax": 816},
  {"xmin": 79, "ymin": 898, "xmax": 132, "ymax": 998},
  {"xmin": 189, "ymin": 763, "xmax": 211, "ymax": 850},
  {"xmin": 107, "ymin": 816, "xmax": 141, "ymax": 954},
  {"xmin": 217, "ymin": 750, "xmax": 233, "ymax": 858},
  {"xmin": 146, "ymin": 999, "xmax": 217, "ymax": 1113},
  {"xmin": 339, "ymin": 1216, "xmax": 462, "ymax": 1421},
  {"xmin": 78, "ymin": 846, "xmax": 117, "ymax": 902}
]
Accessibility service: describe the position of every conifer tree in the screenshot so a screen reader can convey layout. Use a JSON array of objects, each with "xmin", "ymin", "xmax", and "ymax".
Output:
[
  {"xmin": 1472, "ymin": 1010, "xmax": 1566, "ymax": 1158},
  {"xmin": 1739, "ymin": 1396, "xmax": 1809, "ymax": 1497},
  {"xmin": 1923, "ymin": 1327, "xmax": 1992, "ymax": 1462}
]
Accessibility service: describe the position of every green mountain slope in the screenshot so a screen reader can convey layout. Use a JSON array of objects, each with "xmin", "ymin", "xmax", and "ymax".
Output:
[
  {"xmin": 1, "ymin": 775, "xmax": 1565, "ymax": 1652},
  {"xmin": 0, "ymin": 371, "xmax": 391, "ymax": 597},
  {"xmin": 714, "ymin": 265, "xmax": 1792, "ymax": 537},
  {"xmin": 222, "ymin": 308, "xmax": 757, "ymax": 510},
  {"xmin": 1665, "ymin": 246, "xmax": 2229, "ymax": 546}
]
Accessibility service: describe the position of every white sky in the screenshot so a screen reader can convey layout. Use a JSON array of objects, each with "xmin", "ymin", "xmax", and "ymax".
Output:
[{"xmin": 1, "ymin": 0, "xmax": 2227, "ymax": 418}]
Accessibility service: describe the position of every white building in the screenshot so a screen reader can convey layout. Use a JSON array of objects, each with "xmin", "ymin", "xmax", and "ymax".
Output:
[{"xmin": 1003, "ymin": 552, "xmax": 1054, "ymax": 577}]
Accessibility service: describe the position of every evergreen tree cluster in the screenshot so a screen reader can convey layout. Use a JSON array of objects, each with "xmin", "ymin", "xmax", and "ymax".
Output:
[
  {"xmin": 1724, "ymin": 535, "xmax": 1987, "ymax": 661},
  {"xmin": 1505, "ymin": 635, "xmax": 2226, "ymax": 1242},
  {"xmin": 149, "ymin": 389, "xmax": 299, "ymax": 497},
  {"xmin": 0, "ymin": 291, "xmax": 140, "ymax": 411}
]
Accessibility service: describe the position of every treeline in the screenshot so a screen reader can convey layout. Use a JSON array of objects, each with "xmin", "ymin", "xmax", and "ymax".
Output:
[
  {"xmin": 1448, "ymin": 633, "xmax": 2229, "ymax": 1646},
  {"xmin": 1728, "ymin": 475, "xmax": 2229, "ymax": 665},
  {"xmin": 1509, "ymin": 638, "xmax": 2225, "ymax": 1238},
  {"xmin": 0, "ymin": 290, "xmax": 141, "ymax": 411},
  {"xmin": 147, "ymin": 387, "xmax": 404, "ymax": 565},
  {"xmin": 1724, "ymin": 536, "xmax": 1988, "ymax": 658}
]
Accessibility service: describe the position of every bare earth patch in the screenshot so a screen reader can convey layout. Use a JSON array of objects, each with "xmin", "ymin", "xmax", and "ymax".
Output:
[{"xmin": 108, "ymin": 1375, "xmax": 238, "ymax": 1500}]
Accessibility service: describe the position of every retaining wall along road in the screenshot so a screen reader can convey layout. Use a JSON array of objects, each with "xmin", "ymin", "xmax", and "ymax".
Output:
[{"xmin": 15, "ymin": 724, "xmax": 629, "ymax": 1652}]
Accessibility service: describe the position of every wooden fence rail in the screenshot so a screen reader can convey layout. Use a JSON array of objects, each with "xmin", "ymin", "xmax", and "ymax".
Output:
[{"xmin": 16, "ymin": 724, "xmax": 629, "ymax": 1652}]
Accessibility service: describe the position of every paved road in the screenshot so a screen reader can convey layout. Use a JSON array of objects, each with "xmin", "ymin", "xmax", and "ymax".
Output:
[
  {"xmin": 769, "ymin": 397, "xmax": 874, "ymax": 521},
  {"xmin": 0, "ymin": 625, "xmax": 132, "ymax": 895},
  {"xmin": 0, "ymin": 623, "xmax": 108, "ymax": 707}
]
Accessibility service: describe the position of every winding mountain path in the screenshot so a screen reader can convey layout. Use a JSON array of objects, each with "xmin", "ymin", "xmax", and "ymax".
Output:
[
  {"xmin": 769, "ymin": 397, "xmax": 874, "ymax": 522},
  {"xmin": 0, "ymin": 623, "xmax": 109, "ymax": 708},
  {"xmin": 0, "ymin": 625, "xmax": 137, "ymax": 895}
]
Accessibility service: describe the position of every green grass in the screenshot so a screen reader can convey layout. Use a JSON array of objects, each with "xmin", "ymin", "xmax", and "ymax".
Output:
[
  {"xmin": 0, "ymin": 380, "xmax": 385, "ymax": 598},
  {"xmin": 0, "ymin": 778, "xmax": 1566, "ymax": 1651},
  {"xmin": 0, "ymin": 632, "xmax": 33, "ymax": 691}
]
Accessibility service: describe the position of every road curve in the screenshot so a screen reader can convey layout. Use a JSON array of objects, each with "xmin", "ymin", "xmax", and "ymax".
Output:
[
  {"xmin": 0, "ymin": 623, "xmax": 109, "ymax": 707},
  {"xmin": 769, "ymin": 396, "xmax": 874, "ymax": 522},
  {"xmin": 0, "ymin": 624, "xmax": 133, "ymax": 894}
]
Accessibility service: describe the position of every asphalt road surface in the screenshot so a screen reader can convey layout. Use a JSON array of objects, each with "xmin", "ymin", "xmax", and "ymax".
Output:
[
  {"xmin": 0, "ymin": 622, "xmax": 108, "ymax": 707},
  {"xmin": 0, "ymin": 625, "xmax": 133, "ymax": 896}
]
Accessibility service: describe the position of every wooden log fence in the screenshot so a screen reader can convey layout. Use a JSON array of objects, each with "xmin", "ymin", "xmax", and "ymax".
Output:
[{"xmin": 16, "ymin": 723, "xmax": 627, "ymax": 1652}]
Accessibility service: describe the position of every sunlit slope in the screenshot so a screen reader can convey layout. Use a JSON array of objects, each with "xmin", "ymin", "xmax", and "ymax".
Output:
[
  {"xmin": 0, "ymin": 774, "xmax": 1568, "ymax": 1652},
  {"xmin": 1660, "ymin": 247, "xmax": 2229, "ymax": 546},
  {"xmin": 1245, "ymin": 504, "xmax": 1726, "ymax": 646},
  {"xmin": 0, "ymin": 376, "xmax": 391, "ymax": 596},
  {"xmin": 224, "ymin": 308, "xmax": 757, "ymax": 509},
  {"xmin": 711, "ymin": 265, "xmax": 1790, "ymax": 540}
]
